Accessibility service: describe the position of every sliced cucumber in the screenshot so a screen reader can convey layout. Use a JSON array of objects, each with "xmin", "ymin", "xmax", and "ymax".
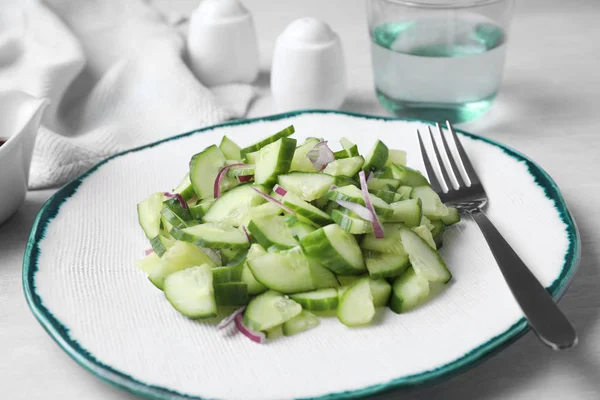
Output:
[
  {"xmin": 368, "ymin": 178, "xmax": 401, "ymax": 192},
  {"xmin": 245, "ymin": 151, "xmax": 258, "ymax": 164},
  {"xmin": 243, "ymin": 290, "xmax": 302, "ymax": 331},
  {"xmin": 308, "ymin": 259, "xmax": 340, "ymax": 289},
  {"xmin": 290, "ymin": 138, "xmax": 320, "ymax": 172},
  {"xmin": 442, "ymin": 207, "xmax": 461, "ymax": 225},
  {"xmin": 172, "ymin": 173, "xmax": 196, "ymax": 201},
  {"xmin": 135, "ymin": 251, "xmax": 160, "ymax": 274},
  {"xmin": 202, "ymin": 184, "xmax": 268, "ymax": 226},
  {"xmin": 161, "ymin": 197, "xmax": 194, "ymax": 227},
  {"xmin": 242, "ymin": 244, "xmax": 268, "ymax": 295},
  {"xmin": 172, "ymin": 223, "xmax": 249, "ymax": 249},
  {"xmin": 247, "ymin": 247, "xmax": 316, "ymax": 293},
  {"xmin": 361, "ymin": 224, "xmax": 406, "ymax": 255},
  {"xmin": 189, "ymin": 145, "xmax": 227, "ymax": 200},
  {"xmin": 363, "ymin": 140, "xmax": 389, "ymax": 172},
  {"xmin": 390, "ymin": 165, "xmax": 429, "ymax": 187},
  {"xmin": 369, "ymin": 278, "xmax": 392, "ymax": 307},
  {"xmin": 164, "ymin": 264, "xmax": 217, "ymax": 319},
  {"xmin": 399, "ymin": 227, "xmax": 452, "ymax": 283},
  {"xmin": 137, "ymin": 192, "xmax": 165, "ymax": 239},
  {"xmin": 190, "ymin": 199, "xmax": 215, "ymax": 220},
  {"xmin": 372, "ymin": 189, "xmax": 404, "ymax": 204},
  {"xmin": 254, "ymin": 137, "xmax": 297, "ymax": 186},
  {"xmin": 282, "ymin": 310, "xmax": 319, "ymax": 336},
  {"xmin": 225, "ymin": 162, "xmax": 255, "ymax": 178},
  {"xmin": 337, "ymin": 275, "xmax": 363, "ymax": 286},
  {"xmin": 290, "ymin": 288, "xmax": 339, "ymax": 311},
  {"xmin": 150, "ymin": 234, "xmax": 175, "ymax": 257},
  {"xmin": 430, "ymin": 218, "xmax": 445, "ymax": 238},
  {"xmin": 413, "ymin": 225, "xmax": 436, "ymax": 249},
  {"xmin": 149, "ymin": 241, "xmax": 217, "ymax": 289},
  {"xmin": 214, "ymin": 282, "xmax": 248, "ymax": 306},
  {"xmin": 212, "ymin": 263, "xmax": 244, "ymax": 284},
  {"xmin": 327, "ymin": 185, "xmax": 393, "ymax": 218},
  {"xmin": 337, "ymin": 277, "xmax": 375, "ymax": 327},
  {"xmin": 219, "ymin": 136, "xmax": 242, "ymax": 160},
  {"xmin": 277, "ymin": 172, "xmax": 335, "ymax": 201},
  {"xmin": 387, "ymin": 199, "xmax": 422, "ymax": 227},
  {"xmin": 389, "ymin": 267, "xmax": 430, "ymax": 313},
  {"xmin": 411, "ymin": 186, "xmax": 449, "ymax": 219},
  {"xmin": 247, "ymin": 215, "xmax": 296, "ymax": 249},
  {"xmin": 385, "ymin": 149, "xmax": 407, "ymax": 167},
  {"xmin": 240, "ymin": 125, "xmax": 295, "ymax": 158},
  {"xmin": 333, "ymin": 149, "xmax": 349, "ymax": 160},
  {"xmin": 300, "ymin": 224, "xmax": 366, "ymax": 275},
  {"xmin": 322, "ymin": 156, "xmax": 364, "ymax": 177},
  {"xmin": 331, "ymin": 209, "xmax": 372, "ymax": 234},
  {"xmin": 287, "ymin": 216, "xmax": 317, "ymax": 241},
  {"xmin": 282, "ymin": 191, "xmax": 332, "ymax": 226},
  {"xmin": 333, "ymin": 175, "xmax": 359, "ymax": 188},
  {"xmin": 219, "ymin": 247, "xmax": 244, "ymax": 265},
  {"xmin": 364, "ymin": 250, "xmax": 410, "ymax": 279},
  {"xmin": 340, "ymin": 137, "xmax": 359, "ymax": 157}
]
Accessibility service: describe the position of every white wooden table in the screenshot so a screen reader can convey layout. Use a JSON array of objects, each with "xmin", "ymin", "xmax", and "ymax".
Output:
[{"xmin": 2, "ymin": 0, "xmax": 600, "ymax": 398}]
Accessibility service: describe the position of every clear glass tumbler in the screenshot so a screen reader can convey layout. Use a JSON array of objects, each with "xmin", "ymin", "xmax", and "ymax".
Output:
[{"xmin": 367, "ymin": 0, "xmax": 514, "ymax": 123}]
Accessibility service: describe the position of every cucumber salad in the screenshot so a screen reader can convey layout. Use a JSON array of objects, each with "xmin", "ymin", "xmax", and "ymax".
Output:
[{"xmin": 135, "ymin": 125, "xmax": 460, "ymax": 343}]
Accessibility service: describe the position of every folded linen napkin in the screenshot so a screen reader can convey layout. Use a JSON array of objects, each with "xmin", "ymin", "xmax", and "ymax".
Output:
[{"xmin": 0, "ymin": 0, "xmax": 256, "ymax": 189}]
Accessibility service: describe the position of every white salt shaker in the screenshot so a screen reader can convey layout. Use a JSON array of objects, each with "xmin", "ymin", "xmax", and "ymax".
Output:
[
  {"xmin": 187, "ymin": 0, "xmax": 259, "ymax": 86},
  {"xmin": 271, "ymin": 18, "xmax": 347, "ymax": 112}
]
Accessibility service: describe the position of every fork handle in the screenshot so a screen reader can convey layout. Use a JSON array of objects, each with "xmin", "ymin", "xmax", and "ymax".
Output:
[{"xmin": 468, "ymin": 208, "xmax": 577, "ymax": 350}]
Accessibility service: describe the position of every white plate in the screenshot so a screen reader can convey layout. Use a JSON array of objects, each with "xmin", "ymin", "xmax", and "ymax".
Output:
[{"xmin": 24, "ymin": 111, "xmax": 579, "ymax": 400}]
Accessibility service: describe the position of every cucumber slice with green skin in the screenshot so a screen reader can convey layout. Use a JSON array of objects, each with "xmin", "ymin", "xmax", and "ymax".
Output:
[
  {"xmin": 309, "ymin": 259, "xmax": 340, "ymax": 289},
  {"xmin": 189, "ymin": 145, "xmax": 227, "ymax": 200},
  {"xmin": 240, "ymin": 202, "xmax": 284, "ymax": 227},
  {"xmin": 389, "ymin": 267, "xmax": 430, "ymax": 313},
  {"xmin": 189, "ymin": 199, "xmax": 215, "ymax": 220},
  {"xmin": 387, "ymin": 199, "xmax": 422, "ymax": 227},
  {"xmin": 286, "ymin": 215, "xmax": 317, "ymax": 241},
  {"xmin": 331, "ymin": 209, "xmax": 372, "ymax": 234},
  {"xmin": 397, "ymin": 186, "xmax": 415, "ymax": 198},
  {"xmin": 322, "ymin": 156, "xmax": 365, "ymax": 177},
  {"xmin": 430, "ymin": 219, "xmax": 445, "ymax": 237},
  {"xmin": 290, "ymin": 288, "xmax": 339, "ymax": 311},
  {"xmin": 202, "ymin": 184, "xmax": 268, "ymax": 227},
  {"xmin": 160, "ymin": 208, "xmax": 197, "ymax": 229},
  {"xmin": 163, "ymin": 197, "xmax": 193, "ymax": 222},
  {"xmin": 441, "ymin": 207, "xmax": 461, "ymax": 225},
  {"xmin": 412, "ymin": 225, "xmax": 437, "ymax": 249},
  {"xmin": 337, "ymin": 275, "xmax": 363, "ymax": 286},
  {"xmin": 420, "ymin": 215, "xmax": 435, "ymax": 231},
  {"xmin": 160, "ymin": 215, "xmax": 174, "ymax": 238},
  {"xmin": 361, "ymin": 224, "xmax": 406, "ymax": 255},
  {"xmin": 399, "ymin": 227, "xmax": 452, "ymax": 283},
  {"xmin": 149, "ymin": 241, "xmax": 217, "ymax": 290},
  {"xmin": 364, "ymin": 250, "xmax": 410, "ymax": 279},
  {"xmin": 150, "ymin": 234, "xmax": 176, "ymax": 257},
  {"xmin": 219, "ymin": 136, "xmax": 242, "ymax": 160},
  {"xmin": 368, "ymin": 178, "xmax": 401, "ymax": 192},
  {"xmin": 333, "ymin": 175, "xmax": 359, "ymax": 188},
  {"xmin": 219, "ymin": 248, "xmax": 244, "ymax": 265},
  {"xmin": 372, "ymin": 189, "xmax": 404, "ymax": 204},
  {"xmin": 391, "ymin": 165, "xmax": 430, "ymax": 187},
  {"xmin": 171, "ymin": 224, "xmax": 250, "ymax": 250},
  {"xmin": 240, "ymin": 125, "xmax": 295, "ymax": 158},
  {"xmin": 282, "ymin": 310, "xmax": 319, "ymax": 336},
  {"xmin": 214, "ymin": 282, "xmax": 248, "ymax": 306},
  {"xmin": 282, "ymin": 191, "xmax": 332, "ymax": 226},
  {"xmin": 212, "ymin": 263, "xmax": 244, "ymax": 284},
  {"xmin": 291, "ymin": 138, "xmax": 320, "ymax": 172},
  {"xmin": 369, "ymin": 278, "xmax": 392, "ymax": 307},
  {"xmin": 135, "ymin": 252, "xmax": 160, "ymax": 274},
  {"xmin": 362, "ymin": 140, "xmax": 389, "ymax": 172},
  {"xmin": 337, "ymin": 277, "xmax": 375, "ymax": 327},
  {"xmin": 242, "ymin": 244, "xmax": 268, "ymax": 295},
  {"xmin": 254, "ymin": 137, "xmax": 297, "ymax": 186},
  {"xmin": 300, "ymin": 224, "xmax": 366, "ymax": 275},
  {"xmin": 245, "ymin": 151, "xmax": 258, "ymax": 164},
  {"xmin": 411, "ymin": 186, "xmax": 449, "ymax": 219},
  {"xmin": 247, "ymin": 247, "xmax": 316, "ymax": 293},
  {"xmin": 327, "ymin": 185, "xmax": 393, "ymax": 218},
  {"xmin": 340, "ymin": 137, "xmax": 360, "ymax": 157},
  {"xmin": 243, "ymin": 290, "xmax": 302, "ymax": 331},
  {"xmin": 333, "ymin": 149, "xmax": 349, "ymax": 160},
  {"xmin": 164, "ymin": 264, "xmax": 217, "ymax": 319},
  {"xmin": 278, "ymin": 172, "xmax": 335, "ymax": 201},
  {"xmin": 137, "ymin": 192, "xmax": 165, "ymax": 240},
  {"xmin": 172, "ymin": 173, "xmax": 196, "ymax": 201},
  {"xmin": 385, "ymin": 149, "xmax": 407, "ymax": 167},
  {"xmin": 247, "ymin": 215, "xmax": 297, "ymax": 249},
  {"xmin": 225, "ymin": 162, "xmax": 255, "ymax": 178}
]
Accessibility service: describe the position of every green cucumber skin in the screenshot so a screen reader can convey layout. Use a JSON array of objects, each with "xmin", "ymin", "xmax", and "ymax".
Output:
[
  {"xmin": 214, "ymin": 283, "xmax": 249, "ymax": 306},
  {"xmin": 212, "ymin": 264, "xmax": 244, "ymax": 284},
  {"xmin": 173, "ymin": 175, "xmax": 196, "ymax": 202},
  {"xmin": 392, "ymin": 165, "xmax": 430, "ymax": 187},
  {"xmin": 442, "ymin": 207, "xmax": 461, "ymax": 225},
  {"xmin": 254, "ymin": 137, "xmax": 297, "ymax": 186},
  {"xmin": 170, "ymin": 226, "xmax": 250, "ymax": 250},
  {"xmin": 189, "ymin": 145, "xmax": 227, "ymax": 200},
  {"xmin": 290, "ymin": 289, "xmax": 339, "ymax": 311},
  {"xmin": 363, "ymin": 140, "xmax": 389, "ymax": 172},
  {"xmin": 387, "ymin": 199, "xmax": 422, "ymax": 227},
  {"xmin": 219, "ymin": 136, "xmax": 242, "ymax": 160},
  {"xmin": 150, "ymin": 235, "xmax": 174, "ymax": 257},
  {"xmin": 399, "ymin": 227, "xmax": 452, "ymax": 284},
  {"xmin": 300, "ymin": 226, "xmax": 366, "ymax": 275},
  {"xmin": 240, "ymin": 125, "xmax": 295, "ymax": 158},
  {"xmin": 331, "ymin": 209, "xmax": 372, "ymax": 234},
  {"xmin": 369, "ymin": 278, "xmax": 392, "ymax": 307},
  {"xmin": 189, "ymin": 199, "xmax": 215, "ymax": 220},
  {"xmin": 389, "ymin": 267, "xmax": 430, "ymax": 314},
  {"xmin": 282, "ymin": 193, "xmax": 332, "ymax": 226},
  {"xmin": 336, "ymin": 277, "xmax": 376, "ymax": 327},
  {"xmin": 247, "ymin": 216, "xmax": 296, "ymax": 250},
  {"xmin": 163, "ymin": 197, "xmax": 193, "ymax": 221},
  {"xmin": 137, "ymin": 192, "xmax": 165, "ymax": 240},
  {"xmin": 364, "ymin": 251, "xmax": 410, "ymax": 280}
]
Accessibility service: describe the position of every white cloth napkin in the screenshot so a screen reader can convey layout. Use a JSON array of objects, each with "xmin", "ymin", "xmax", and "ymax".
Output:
[{"xmin": 0, "ymin": 0, "xmax": 256, "ymax": 189}]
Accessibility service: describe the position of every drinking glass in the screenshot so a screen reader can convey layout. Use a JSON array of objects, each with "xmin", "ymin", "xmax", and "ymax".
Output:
[{"xmin": 367, "ymin": 0, "xmax": 514, "ymax": 123}]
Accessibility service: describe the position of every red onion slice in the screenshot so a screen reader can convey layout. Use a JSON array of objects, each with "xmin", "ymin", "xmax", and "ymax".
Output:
[
  {"xmin": 273, "ymin": 184, "xmax": 287, "ymax": 197},
  {"xmin": 237, "ymin": 175, "xmax": 253, "ymax": 183},
  {"xmin": 307, "ymin": 141, "xmax": 335, "ymax": 172},
  {"xmin": 336, "ymin": 200, "xmax": 374, "ymax": 221},
  {"xmin": 251, "ymin": 187, "xmax": 294, "ymax": 214},
  {"xmin": 234, "ymin": 313, "xmax": 266, "ymax": 344},
  {"xmin": 163, "ymin": 192, "xmax": 188, "ymax": 210},
  {"xmin": 358, "ymin": 170, "xmax": 384, "ymax": 238},
  {"xmin": 217, "ymin": 307, "xmax": 246, "ymax": 330},
  {"xmin": 144, "ymin": 248, "xmax": 154, "ymax": 256},
  {"xmin": 242, "ymin": 226, "xmax": 251, "ymax": 243},
  {"xmin": 214, "ymin": 163, "xmax": 252, "ymax": 198}
]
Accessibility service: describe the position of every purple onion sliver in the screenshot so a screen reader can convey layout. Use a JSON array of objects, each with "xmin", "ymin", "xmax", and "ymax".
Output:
[
  {"xmin": 336, "ymin": 200, "xmax": 374, "ymax": 221},
  {"xmin": 242, "ymin": 225, "xmax": 251, "ymax": 243},
  {"xmin": 237, "ymin": 175, "xmax": 253, "ymax": 183},
  {"xmin": 217, "ymin": 307, "xmax": 246, "ymax": 330},
  {"xmin": 234, "ymin": 313, "xmax": 266, "ymax": 344},
  {"xmin": 359, "ymin": 170, "xmax": 385, "ymax": 238},
  {"xmin": 273, "ymin": 184, "xmax": 287, "ymax": 196},
  {"xmin": 215, "ymin": 163, "xmax": 252, "ymax": 198},
  {"xmin": 251, "ymin": 187, "xmax": 294, "ymax": 214},
  {"xmin": 144, "ymin": 248, "xmax": 154, "ymax": 256}
]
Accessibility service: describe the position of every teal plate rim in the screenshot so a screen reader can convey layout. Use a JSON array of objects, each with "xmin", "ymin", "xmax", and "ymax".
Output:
[{"xmin": 23, "ymin": 110, "xmax": 581, "ymax": 400}]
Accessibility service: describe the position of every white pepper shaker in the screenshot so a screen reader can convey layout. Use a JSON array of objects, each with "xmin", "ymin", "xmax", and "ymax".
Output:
[
  {"xmin": 187, "ymin": 0, "xmax": 259, "ymax": 86},
  {"xmin": 271, "ymin": 18, "xmax": 347, "ymax": 112}
]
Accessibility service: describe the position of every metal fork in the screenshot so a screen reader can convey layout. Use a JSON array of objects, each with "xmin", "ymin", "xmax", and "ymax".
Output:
[{"xmin": 417, "ymin": 121, "xmax": 577, "ymax": 350}]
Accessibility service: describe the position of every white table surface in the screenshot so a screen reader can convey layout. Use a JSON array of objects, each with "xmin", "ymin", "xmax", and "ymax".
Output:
[{"xmin": 2, "ymin": 0, "xmax": 600, "ymax": 399}]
